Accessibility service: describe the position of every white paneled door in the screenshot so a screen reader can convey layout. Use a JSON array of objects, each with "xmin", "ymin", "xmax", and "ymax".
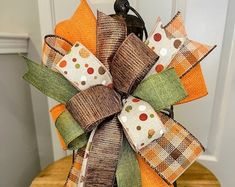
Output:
[{"xmin": 35, "ymin": 0, "xmax": 235, "ymax": 186}]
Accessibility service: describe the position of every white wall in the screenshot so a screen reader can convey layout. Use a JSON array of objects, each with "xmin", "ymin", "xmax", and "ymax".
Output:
[{"xmin": 0, "ymin": 0, "xmax": 53, "ymax": 186}]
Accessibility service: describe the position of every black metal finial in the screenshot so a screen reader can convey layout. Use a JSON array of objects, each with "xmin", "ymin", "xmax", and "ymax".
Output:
[
  {"xmin": 114, "ymin": 0, "xmax": 130, "ymax": 15},
  {"xmin": 112, "ymin": 0, "xmax": 148, "ymax": 40}
]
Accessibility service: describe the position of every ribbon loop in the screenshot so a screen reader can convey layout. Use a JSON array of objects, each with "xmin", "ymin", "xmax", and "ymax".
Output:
[
  {"xmin": 133, "ymin": 68, "xmax": 187, "ymax": 111},
  {"xmin": 66, "ymin": 85, "xmax": 122, "ymax": 132},
  {"xmin": 84, "ymin": 116, "xmax": 123, "ymax": 187},
  {"xmin": 97, "ymin": 11, "xmax": 127, "ymax": 70},
  {"xmin": 118, "ymin": 96, "xmax": 166, "ymax": 151},
  {"xmin": 42, "ymin": 35, "xmax": 72, "ymax": 70},
  {"xmin": 55, "ymin": 42, "xmax": 113, "ymax": 91},
  {"xmin": 111, "ymin": 33, "xmax": 159, "ymax": 95},
  {"xmin": 55, "ymin": 110, "xmax": 88, "ymax": 150}
]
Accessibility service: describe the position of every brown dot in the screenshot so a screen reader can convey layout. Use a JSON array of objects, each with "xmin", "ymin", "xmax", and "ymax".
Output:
[
  {"xmin": 141, "ymin": 143, "xmax": 145, "ymax": 146},
  {"xmin": 81, "ymin": 81, "xmax": 86, "ymax": 85},
  {"xmin": 98, "ymin": 66, "xmax": 106, "ymax": 75},
  {"xmin": 174, "ymin": 39, "xmax": 182, "ymax": 49},
  {"xmin": 64, "ymin": 71, "xmax": 68, "ymax": 74},
  {"xmin": 94, "ymin": 76, "xmax": 97, "ymax": 79},
  {"xmin": 75, "ymin": 43, "xmax": 80, "ymax": 47},
  {"xmin": 136, "ymin": 126, "xmax": 141, "ymax": 131}
]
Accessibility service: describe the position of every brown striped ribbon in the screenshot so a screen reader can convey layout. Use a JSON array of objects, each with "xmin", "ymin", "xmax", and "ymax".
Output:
[
  {"xmin": 111, "ymin": 33, "xmax": 159, "ymax": 95},
  {"xmin": 84, "ymin": 116, "xmax": 123, "ymax": 187},
  {"xmin": 66, "ymin": 85, "xmax": 122, "ymax": 132},
  {"xmin": 97, "ymin": 11, "xmax": 127, "ymax": 70}
]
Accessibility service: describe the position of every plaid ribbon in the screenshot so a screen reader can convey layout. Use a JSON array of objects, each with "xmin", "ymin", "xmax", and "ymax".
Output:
[
  {"xmin": 164, "ymin": 12, "xmax": 213, "ymax": 104},
  {"xmin": 42, "ymin": 35, "xmax": 72, "ymax": 70},
  {"xmin": 164, "ymin": 12, "xmax": 187, "ymax": 38},
  {"xmin": 65, "ymin": 149, "xmax": 85, "ymax": 187},
  {"xmin": 169, "ymin": 40, "xmax": 216, "ymax": 78},
  {"xmin": 163, "ymin": 12, "xmax": 216, "ymax": 78},
  {"xmin": 139, "ymin": 112, "xmax": 204, "ymax": 184}
]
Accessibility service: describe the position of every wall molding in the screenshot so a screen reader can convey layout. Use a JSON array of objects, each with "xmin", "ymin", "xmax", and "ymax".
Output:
[{"xmin": 0, "ymin": 33, "xmax": 29, "ymax": 54}]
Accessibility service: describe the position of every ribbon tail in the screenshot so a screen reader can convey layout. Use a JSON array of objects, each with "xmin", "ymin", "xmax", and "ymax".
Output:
[
  {"xmin": 116, "ymin": 137, "xmax": 142, "ymax": 187},
  {"xmin": 65, "ymin": 149, "xmax": 85, "ymax": 187},
  {"xmin": 83, "ymin": 116, "xmax": 123, "ymax": 187},
  {"xmin": 22, "ymin": 56, "xmax": 78, "ymax": 103}
]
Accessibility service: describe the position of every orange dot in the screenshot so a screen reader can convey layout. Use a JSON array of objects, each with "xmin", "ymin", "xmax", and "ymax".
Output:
[
  {"xmin": 85, "ymin": 64, "xmax": 89, "ymax": 68},
  {"xmin": 59, "ymin": 60, "xmax": 67, "ymax": 68}
]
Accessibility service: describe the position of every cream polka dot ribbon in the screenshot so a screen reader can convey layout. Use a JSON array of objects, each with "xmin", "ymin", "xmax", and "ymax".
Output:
[
  {"xmin": 55, "ymin": 43, "xmax": 113, "ymax": 91},
  {"xmin": 118, "ymin": 96, "xmax": 166, "ymax": 151},
  {"xmin": 145, "ymin": 17, "xmax": 185, "ymax": 78}
]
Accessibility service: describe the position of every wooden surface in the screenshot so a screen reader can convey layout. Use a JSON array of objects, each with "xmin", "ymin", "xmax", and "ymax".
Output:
[{"xmin": 31, "ymin": 156, "xmax": 220, "ymax": 187}]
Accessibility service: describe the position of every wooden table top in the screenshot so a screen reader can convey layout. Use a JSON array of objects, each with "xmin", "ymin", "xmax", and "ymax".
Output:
[{"xmin": 31, "ymin": 156, "xmax": 220, "ymax": 187}]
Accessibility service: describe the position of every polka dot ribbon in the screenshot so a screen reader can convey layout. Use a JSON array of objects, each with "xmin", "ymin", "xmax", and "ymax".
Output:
[{"xmin": 145, "ymin": 17, "xmax": 185, "ymax": 78}]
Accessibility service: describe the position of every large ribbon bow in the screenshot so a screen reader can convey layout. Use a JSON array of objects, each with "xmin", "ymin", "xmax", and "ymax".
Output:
[{"xmin": 23, "ymin": 2, "xmax": 215, "ymax": 187}]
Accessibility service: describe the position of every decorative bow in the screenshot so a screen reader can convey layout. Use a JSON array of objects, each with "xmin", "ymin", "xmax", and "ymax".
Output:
[{"xmin": 22, "ymin": 1, "xmax": 216, "ymax": 186}]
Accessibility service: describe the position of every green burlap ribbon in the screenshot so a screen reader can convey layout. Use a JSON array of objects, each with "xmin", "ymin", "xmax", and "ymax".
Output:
[
  {"xmin": 23, "ymin": 57, "xmax": 78, "ymax": 103},
  {"xmin": 116, "ymin": 138, "xmax": 141, "ymax": 187},
  {"xmin": 56, "ymin": 110, "xmax": 88, "ymax": 150},
  {"xmin": 133, "ymin": 68, "xmax": 187, "ymax": 111}
]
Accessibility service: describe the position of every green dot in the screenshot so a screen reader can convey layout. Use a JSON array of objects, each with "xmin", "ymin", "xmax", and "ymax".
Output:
[
  {"xmin": 150, "ymin": 114, "xmax": 154, "ymax": 118},
  {"xmin": 75, "ymin": 64, "xmax": 80, "ymax": 69},
  {"xmin": 125, "ymin": 105, "xmax": 132, "ymax": 112}
]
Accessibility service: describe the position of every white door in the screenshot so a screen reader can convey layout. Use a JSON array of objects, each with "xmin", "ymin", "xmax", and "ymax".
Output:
[{"xmin": 34, "ymin": 0, "xmax": 235, "ymax": 186}]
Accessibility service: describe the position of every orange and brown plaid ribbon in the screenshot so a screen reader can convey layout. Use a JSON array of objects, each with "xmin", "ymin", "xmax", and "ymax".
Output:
[
  {"xmin": 164, "ymin": 12, "xmax": 215, "ymax": 104},
  {"xmin": 65, "ymin": 149, "xmax": 85, "ymax": 187},
  {"xmin": 169, "ymin": 40, "xmax": 216, "ymax": 78},
  {"xmin": 139, "ymin": 113, "xmax": 204, "ymax": 184},
  {"xmin": 164, "ymin": 12, "xmax": 216, "ymax": 78},
  {"xmin": 42, "ymin": 35, "xmax": 72, "ymax": 70}
]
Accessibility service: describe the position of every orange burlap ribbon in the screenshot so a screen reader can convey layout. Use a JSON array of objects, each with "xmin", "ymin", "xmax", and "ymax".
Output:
[
  {"xmin": 50, "ymin": 104, "xmax": 67, "ymax": 150},
  {"xmin": 177, "ymin": 64, "xmax": 208, "ymax": 104},
  {"xmin": 55, "ymin": 0, "xmax": 96, "ymax": 54}
]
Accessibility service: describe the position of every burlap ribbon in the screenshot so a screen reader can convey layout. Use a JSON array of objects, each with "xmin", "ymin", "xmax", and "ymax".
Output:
[
  {"xmin": 111, "ymin": 34, "xmax": 159, "ymax": 95},
  {"xmin": 22, "ymin": 4, "xmax": 216, "ymax": 186},
  {"xmin": 66, "ymin": 85, "xmax": 122, "ymax": 132}
]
